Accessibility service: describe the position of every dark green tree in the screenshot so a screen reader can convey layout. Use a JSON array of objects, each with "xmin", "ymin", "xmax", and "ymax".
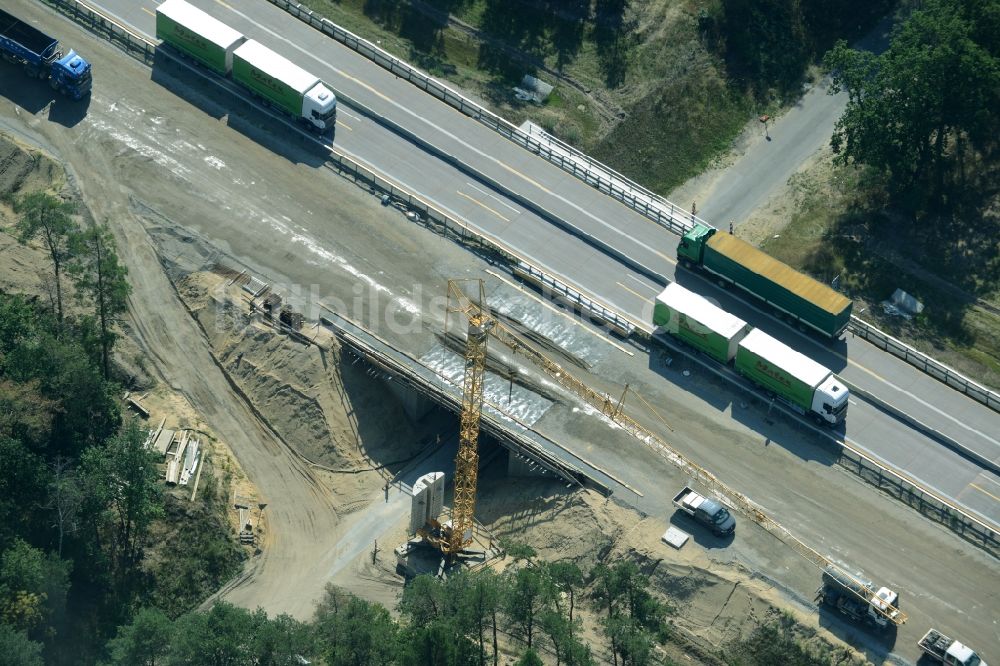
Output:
[
  {"xmin": 253, "ymin": 613, "xmax": 314, "ymax": 666},
  {"xmin": 169, "ymin": 602, "xmax": 254, "ymax": 666},
  {"xmin": 314, "ymin": 586, "xmax": 397, "ymax": 666},
  {"xmin": 398, "ymin": 574, "xmax": 447, "ymax": 625},
  {"xmin": 503, "ymin": 566, "xmax": 548, "ymax": 650},
  {"xmin": 500, "ymin": 539, "xmax": 537, "ymax": 563},
  {"xmin": 0, "ymin": 437, "xmax": 46, "ymax": 543},
  {"xmin": 0, "ymin": 539, "xmax": 70, "ymax": 637},
  {"xmin": 80, "ymin": 421, "xmax": 161, "ymax": 596},
  {"xmin": 514, "ymin": 648, "xmax": 544, "ymax": 666},
  {"xmin": 13, "ymin": 192, "xmax": 77, "ymax": 327},
  {"xmin": 1, "ymin": 304, "xmax": 120, "ymax": 453},
  {"xmin": 721, "ymin": 0, "xmax": 810, "ymax": 96},
  {"xmin": 545, "ymin": 561, "xmax": 583, "ymax": 635},
  {"xmin": 398, "ymin": 620, "xmax": 478, "ymax": 666},
  {"xmin": 70, "ymin": 224, "xmax": 130, "ymax": 380},
  {"xmin": 462, "ymin": 569, "xmax": 501, "ymax": 666},
  {"xmin": 603, "ymin": 615, "xmax": 652, "ymax": 666},
  {"xmin": 591, "ymin": 561, "xmax": 668, "ymax": 666},
  {"xmin": 825, "ymin": 0, "xmax": 1000, "ymax": 205},
  {"xmin": 0, "ymin": 622, "xmax": 44, "ymax": 666},
  {"xmin": 43, "ymin": 456, "xmax": 81, "ymax": 558},
  {"xmin": 105, "ymin": 607, "xmax": 173, "ymax": 666}
]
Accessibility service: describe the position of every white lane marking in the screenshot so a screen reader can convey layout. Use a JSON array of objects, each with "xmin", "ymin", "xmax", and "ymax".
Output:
[
  {"xmin": 101, "ymin": 0, "xmax": 992, "ymax": 452},
  {"xmin": 977, "ymin": 474, "xmax": 1000, "ymax": 490},
  {"xmin": 874, "ymin": 379, "xmax": 1000, "ymax": 448},
  {"xmin": 336, "ymin": 107, "xmax": 362, "ymax": 122},
  {"xmin": 193, "ymin": 1, "xmax": 670, "ymax": 264},
  {"xmin": 625, "ymin": 273, "xmax": 658, "ymax": 292},
  {"xmin": 466, "ymin": 182, "xmax": 520, "ymax": 214}
]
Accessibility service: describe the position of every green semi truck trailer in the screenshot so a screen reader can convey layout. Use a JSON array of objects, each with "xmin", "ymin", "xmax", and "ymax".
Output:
[
  {"xmin": 155, "ymin": 0, "xmax": 336, "ymax": 132},
  {"xmin": 654, "ymin": 283, "xmax": 848, "ymax": 425},
  {"xmin": 677, "ymin": 224, "xmax": 852, "ymax": 338}
]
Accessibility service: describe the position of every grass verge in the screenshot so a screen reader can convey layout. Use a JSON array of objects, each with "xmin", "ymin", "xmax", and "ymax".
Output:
[
  {"xmin": 762, "ymin": 156, "xmax": 1000, "ymax": 389},
  {"xmin": 295, "ymin": 0, "xmax": 757, "ymax": 193}
]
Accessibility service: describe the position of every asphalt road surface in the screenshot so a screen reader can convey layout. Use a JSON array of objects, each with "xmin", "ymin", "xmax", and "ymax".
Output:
[
  {"xmin": 79, "ymin": 0, "xmax": 1000, "ymax": 528},
  {"xmin": 3, "ymin": 2, "xmax": 997, "ymax": 659}
]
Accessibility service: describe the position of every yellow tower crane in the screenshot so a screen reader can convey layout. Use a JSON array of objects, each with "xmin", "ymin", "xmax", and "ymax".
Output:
[
  {"xmin": 440, "ymin": 278, "xmax": 905, "ymax": 625},
  {"xmin": 442, "ymin": 279, "xmax": 491, "ymax": 555}
]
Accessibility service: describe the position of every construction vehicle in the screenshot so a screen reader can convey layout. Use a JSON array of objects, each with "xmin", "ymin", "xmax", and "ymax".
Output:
[
  {"xmin": 672, "ymin": 486, "xmax": 735, "ymax": 536},
  {"xmin": 442, "ymin": 279, "xmax": 902, "ymax": 629},
  {"xmin": 0, "ymin": 8, "xmax": 92, "ymax": 99},
  {"xmin": 918, "ymin": 629, "xmax": 987, "ymax": 666},
  {"xmin": 155, "ymin": 0, "xmax": 336, "ymax": 132},
  {"xmin": 414, "ymin": 280, "xmax": 490, "ymax": 557},
  {"xmin": 677, "ymin": 223, "xmax": 851, "ymax": 338},
  {"xmin": 817, "ymin": 565, "xmax": 899, "ymax": 630},
  {"xmin": 653, "ymin": 284, "xmax": 849, "ymax": 425}
]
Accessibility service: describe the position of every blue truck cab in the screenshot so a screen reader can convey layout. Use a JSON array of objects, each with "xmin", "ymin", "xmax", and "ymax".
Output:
[
  {"xmin": 0, "ymin": 8, "xmax": 92, "ymax": 100},
  {"xmin": 50, "ymin": 49, "xmax": 92, "ymax": 99}
]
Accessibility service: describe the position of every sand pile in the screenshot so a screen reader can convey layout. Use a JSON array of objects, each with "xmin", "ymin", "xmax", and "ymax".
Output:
[
  {"xmin": 177, "ymin": 272, "xmax": 423, "ymax": 476},
  {"xmin": 471, "ymin": 472, "xmax": 866, "ymax": 664},
  {"xmin": 0, "ymin": 136, "xmax": 66, "ymax": 297}
]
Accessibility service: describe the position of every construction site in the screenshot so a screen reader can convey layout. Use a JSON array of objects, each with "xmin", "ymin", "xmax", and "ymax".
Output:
[{"xmin": 1, "ymin": 0, "xmax": 997, "ymax": 663}]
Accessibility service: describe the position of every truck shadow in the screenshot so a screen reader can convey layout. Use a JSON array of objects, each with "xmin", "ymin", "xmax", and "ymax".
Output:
[
  {"xmin": 0, "ymin": 63, "xmax": 89, "ymax": 127},
  {"xmin": 666, "ymin": 512, "xmax": 735, "ymax": 549},
  {"xmin": 816, "ymin": 608, "xmax": 898, "ymax": 662},
  {"xmin": 645, "ymin": 334, "xmax": 842, "ymax": 466},
  {"xmin": 149, "ymin": 49, "xmax": 330, "ymax": 169},
  {"xmin": 673, "ymin": 267, "xmax": 850, "ymax": 374}
]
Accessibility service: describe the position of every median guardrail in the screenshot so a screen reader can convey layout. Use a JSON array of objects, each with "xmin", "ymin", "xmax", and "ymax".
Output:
[
  {"xmin": 269, "ymin": 0, "xmax": 1000, "ymax": 416},
  {"xmin": 266, "ymin": 0, "xmax": 705, "ymax": 238},
  {"xmin": 43, "ymin": 0, "xmax": 155, "ymax": 64},
  {"xmin": 48, "ymin": 0, "xmax": 998, "ymax": 554},
  {"xmin": 837, "ymin": 443, "xmax": 998, "ymax": 557}
]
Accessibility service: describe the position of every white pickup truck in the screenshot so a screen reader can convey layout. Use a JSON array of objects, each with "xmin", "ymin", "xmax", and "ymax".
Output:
[
  {"xmin": 671, "ymin": 486, "xmax": 735, "ymax": 536},
  {"xmin": 918, "ymin": 629, "xmax": 987, "ymax": 666}
]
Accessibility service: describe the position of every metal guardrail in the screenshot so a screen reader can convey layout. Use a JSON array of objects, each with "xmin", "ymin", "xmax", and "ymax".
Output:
[
  {"xmin": 267, "ymin": 0, "xmax": 706, "ymax": 238},
  {"xmin": 849, "ymin": 316, "xmax": 1000, "ymax": 413},
  {"xmin": 269, "ymin": 0, "xmax": 1000, "ymax": 415},
  {"xmin": 43, "ymin": 0, "xmax": 156, "ymax": 64},
  {"xmin": 320, "ymin": 156, "xmax": 641, "ymax": 338},
  {"xmin": 50, "ymin": 0, "xmax": 998, "ymax": 551},
  {"xmin": 838, "ymin": 444, "xmax": 998, "ymax": 557}
]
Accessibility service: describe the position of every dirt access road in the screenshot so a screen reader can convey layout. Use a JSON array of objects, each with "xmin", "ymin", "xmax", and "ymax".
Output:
[
  {"xmin": 4, "ymin": 4, "xmax": 998, "ymax": 660},
  {"xmin": 671, "ymin": 19, "xmax": 894, "ymax": 228},
  {"xmin": 0, "ymin": 1, "xmax": 353, "ymax": 619}
]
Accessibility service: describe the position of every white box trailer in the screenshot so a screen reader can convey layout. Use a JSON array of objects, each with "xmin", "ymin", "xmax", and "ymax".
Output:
[
  {"xmin": 653, "ymin": 283, "xmax": 752, "ymax": 364},
  {"xmin": 155, "ymin": 0, "xmax": 246, "ymax": 75},
  {"xmin": 735, "ymin": 328, "xmax": 849, "ymax": 425},
  {"xmin": 231, "ymin": 40, "xmax": 336, "ymax": 132}
]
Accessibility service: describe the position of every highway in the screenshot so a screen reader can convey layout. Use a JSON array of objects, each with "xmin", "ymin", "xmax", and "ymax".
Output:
[
  {"xmin": 5, "ymin": 2, "xmax": 997, "ymax": 656},
  {"xmin": 82, "ymin": 0, "xmax": 1000, "ymax": 528}
]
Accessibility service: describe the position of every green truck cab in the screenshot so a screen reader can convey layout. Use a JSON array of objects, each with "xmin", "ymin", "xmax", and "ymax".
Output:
[
  {"xmin": 677, "ymin": 223, "xmax": 714, "ymax": 265},
  {"xmin": 678, "ymin": 224, "xmax": 852, "ymax": 339}
]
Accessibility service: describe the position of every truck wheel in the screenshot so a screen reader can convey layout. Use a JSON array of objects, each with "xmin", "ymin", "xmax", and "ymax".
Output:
[{"xmin": 50, "ymin": 79, "xmax": 60, "ymax": 90}]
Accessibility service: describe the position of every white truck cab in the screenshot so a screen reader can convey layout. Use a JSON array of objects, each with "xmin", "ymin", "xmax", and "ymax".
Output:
[
  {"xmin": 811, "ymin": 374, "xmax": 849, "ymax": 425},
  {"xmin": 303, "ymin": 83, "xmax": 337, "ymax": 131},
  {"xmin": 868, "ymin": 586, "xmax": 899, "ymax": 626}
]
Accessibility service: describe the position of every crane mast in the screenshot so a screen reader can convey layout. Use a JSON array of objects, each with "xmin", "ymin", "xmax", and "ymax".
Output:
[
  {"xmin": 442, "ymin": 280, "xmax": 491, "ymax": 555},
  {"xmin": 440, "ymin": 278, "xmax": 905, "ymax": 625}
]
